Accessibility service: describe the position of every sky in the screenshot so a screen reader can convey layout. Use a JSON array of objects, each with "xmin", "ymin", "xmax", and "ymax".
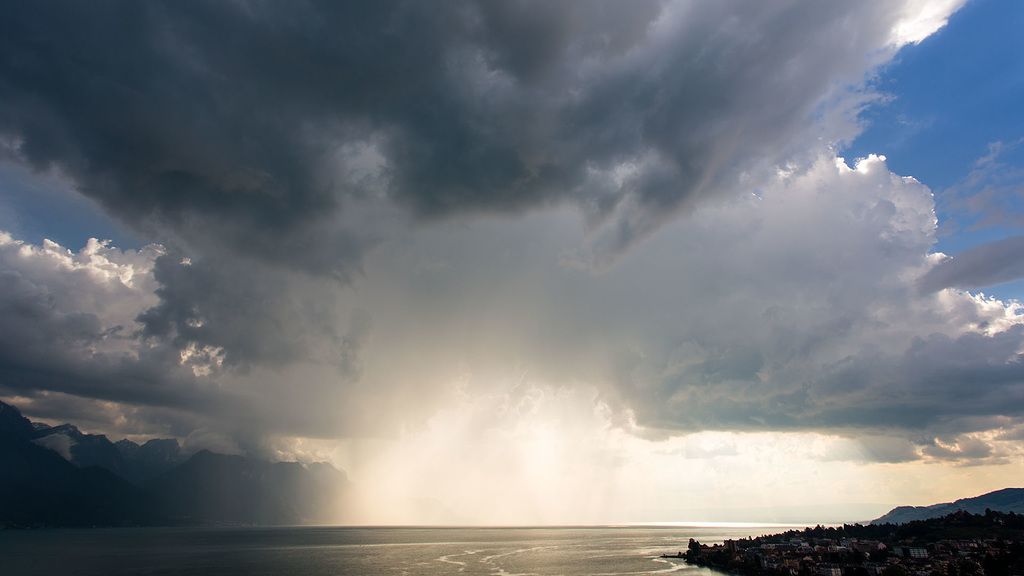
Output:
[{"xmin": 1, "ymin": 0, "xmax": 1023, "ymax": 526}]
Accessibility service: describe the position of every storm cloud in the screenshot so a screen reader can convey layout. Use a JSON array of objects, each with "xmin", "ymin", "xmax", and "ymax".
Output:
[
  {"xmin": 6, "ymin": 0, "xmax": 1023, "ymax": 474},
  {"xmin": 0, "ymin": 0, "xmax": 953, "ymax": 271}
]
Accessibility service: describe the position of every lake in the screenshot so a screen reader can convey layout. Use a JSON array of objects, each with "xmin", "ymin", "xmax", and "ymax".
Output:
[{"xmin": 0, "ymin": 525, "xmax": 784, "ymax": 575}]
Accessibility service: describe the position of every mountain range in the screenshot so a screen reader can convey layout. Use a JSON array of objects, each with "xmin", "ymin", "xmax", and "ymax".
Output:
[
  {"xmin": 5, "ymin": 400, "xmax": 1022, "ymax": 528},
  {"xmin": 0, "ymin": 401, "xmax": 352, "ymax": 527},
  {"xmin": 871, "ymin": 488, "xmax": 1024, "ymax": 524}
]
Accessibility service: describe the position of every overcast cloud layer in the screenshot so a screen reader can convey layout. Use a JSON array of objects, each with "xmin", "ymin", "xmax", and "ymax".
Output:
[{"xmin": 4, "ymin": 0, "xmax": 1023, "ymax": 478}]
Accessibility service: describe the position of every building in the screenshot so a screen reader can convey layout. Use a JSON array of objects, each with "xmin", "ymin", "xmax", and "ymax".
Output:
[{"xmin": 817, "ymin": 563, "xmax": 842, "ymax": 576}]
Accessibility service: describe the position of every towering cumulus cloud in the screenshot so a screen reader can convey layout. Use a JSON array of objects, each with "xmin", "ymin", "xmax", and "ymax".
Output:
[{"xmin": 2, "ymin": 0, "xmax": 1021, "ymax": 522}]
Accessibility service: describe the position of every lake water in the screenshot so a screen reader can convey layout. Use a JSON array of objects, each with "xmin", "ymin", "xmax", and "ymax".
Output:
[{"xmin": 0, "ymin": 525, "xmax": 780, "ymax": 575}]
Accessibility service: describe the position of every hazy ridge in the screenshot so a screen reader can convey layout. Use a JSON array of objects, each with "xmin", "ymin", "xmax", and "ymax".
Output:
[{"xmin": 871, "ymin": 488, "xmax": 1024, "ymax": 524}]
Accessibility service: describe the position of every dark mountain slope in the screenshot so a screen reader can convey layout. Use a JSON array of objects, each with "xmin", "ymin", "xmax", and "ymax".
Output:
[
  {"xmin": 872, "ymin": 488, "xmax": 1024, "ymax": 524},
  {"xmin": 1, "ymin": 400, "xmax": 352, "ymax": 527},
  {"xmin": 0, "ymin": 404, "xmax": 159, "ymax": 527},
  {"xmin": 148, "ymin": 450, "xmax": 352, "ymax": 525},
  {"xmin": 30, "ymin": 419, "xmax": 186, "ymax": 485},
  {"xmin": 113, "ymin": 437, "xmax": 187, "ymax": 484},
  {"xmin": 33, "ymin": 423, "xmax": 127, "ymax": 474}
]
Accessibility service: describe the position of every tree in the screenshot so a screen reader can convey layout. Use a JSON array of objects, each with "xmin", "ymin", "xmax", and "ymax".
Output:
[{"xmin": 686, "ymin": 538, "xmax": 703, "ymax": 562}]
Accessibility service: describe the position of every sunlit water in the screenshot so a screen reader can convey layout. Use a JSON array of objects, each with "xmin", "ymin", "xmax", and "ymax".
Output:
[{"xmin": 0, "ymin": 525, "xmax": 785, "ymax": 575}]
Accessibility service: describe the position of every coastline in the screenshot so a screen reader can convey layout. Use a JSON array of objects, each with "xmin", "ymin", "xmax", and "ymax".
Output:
[{"xmin": 673, "ymin": 510, "xmax": 1024, "ymax": 576}]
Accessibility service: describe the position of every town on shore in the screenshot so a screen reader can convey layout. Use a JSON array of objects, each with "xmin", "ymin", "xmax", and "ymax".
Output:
[{"xmin": 677, "ymin": 510, "xmax": 1024, "ymax": 576}]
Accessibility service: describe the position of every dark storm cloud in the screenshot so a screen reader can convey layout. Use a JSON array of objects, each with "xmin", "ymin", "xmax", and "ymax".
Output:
[
  {"xmin": 0, "ymin": 0, "xmax": 395, "ymax": 275},
  {"xmin": 1, "ymin": 0, "xmax": 900, "ymax": 272},
  {"xmin": 918, "ymin": 234, "xmax": 1024, "ymax": 293},
  {"xmin": 0, "ymin": 231, "xmax": 382, "ymax": 446},
  {"xmin": 0, "ymin": 301, "xmax": 207, "ymax": 412},
  {"xmin": 137, "ymin": 253, "xmax": 334, "ymax": 368},
  {"xmin": 0, "ymin": 238, "xmax": 178, "ymax": 406},
  {"xmin": 811, "ymin": 329, "xmax": 1024, "ymax": 433},
  {"xmin": 6, "ymin": 0, "xmax": 1006, "ymax": 466},
  {"xmin": 0, "ymin": 237, "xmax": 252, "ymax": 438},
  {"xmin": 0, "ymin": 0, "xmax": 926, "ymax": 435},
  {"xmin": 618, "ymin": 326, "xmax": 1024, "ymax": 438},
  {"xmin": 136, "ymin": 249, "xmax": 372, "ymax": 375}
]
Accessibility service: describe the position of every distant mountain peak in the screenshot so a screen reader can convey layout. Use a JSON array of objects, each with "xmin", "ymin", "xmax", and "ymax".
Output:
[
  {"xmin": 115, "ymin": 438, "xmax": 140, "ymax": 456},
  {"xmin": 45, "ymin": 423, "xmax": 83, "ymax": 437}
]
